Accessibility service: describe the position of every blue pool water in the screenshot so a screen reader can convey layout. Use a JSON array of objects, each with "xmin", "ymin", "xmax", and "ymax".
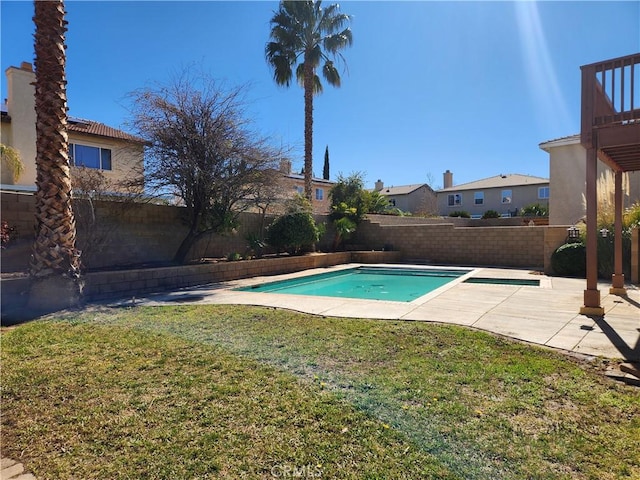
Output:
[{"xmin": 236, "ymin": 266, "xmax": 471, "ymax": 302}]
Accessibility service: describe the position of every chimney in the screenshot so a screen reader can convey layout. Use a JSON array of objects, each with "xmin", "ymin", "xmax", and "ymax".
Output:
[
  {"xmin": 374, "ymin": 179, "xmax": 384, "ymax": 191},
  {"xmin": 279, "ymin": 159, "xmax": 291, "ymax": 174},
  {"xmin": 20, "ymin": 62, "xmax": 33, "ymax": 72},
  {"xmin": 443, "ymin": 170, "xmax": 453, "ymax": 189}
]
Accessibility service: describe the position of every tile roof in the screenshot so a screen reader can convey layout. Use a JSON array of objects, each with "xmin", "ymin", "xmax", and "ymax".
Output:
[
  {"xmin": 1, "ymin": 103, "xmax": 143, "ymax": 143},
  {"xmin": 284, "ymin": 173, "xmax": 336, "ymax": 185},
  {"xmin": 68, "ymin": 117, "xmax": 144, "ymax": 143},
  {"xmin": 378, "ymin": 184, "xmax": 429, "ymax": 196},
  {"xmin": 438, "ymin": 174, "xmax": 549, "ymax": 192}
]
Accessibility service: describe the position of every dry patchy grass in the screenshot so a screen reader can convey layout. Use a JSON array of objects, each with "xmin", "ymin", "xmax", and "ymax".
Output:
[{"xmin": 2, "ymin": 305, "xmax": 639, "ymax": 479}]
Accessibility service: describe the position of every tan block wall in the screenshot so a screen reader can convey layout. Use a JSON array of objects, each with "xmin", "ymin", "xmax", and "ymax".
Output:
[
  {"xmin": 2, "ymin": 190, "xmax": 571, "ymax": 276},
  {"xmin": 1, "ymin": 191, "xmax": 331, "ymax": 272},
  {"xmin": 356, "ymin": 219, "xmax": 550, "ymax": 269}
]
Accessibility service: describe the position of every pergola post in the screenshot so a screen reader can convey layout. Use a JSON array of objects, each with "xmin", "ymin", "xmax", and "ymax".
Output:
[
  {"xmin": 610, "ymin": 169, "xmax": 626, "ymax": 295},
  {"xmin": 580, "ymin": 147, "xmax": 604, "ymax": 316}
]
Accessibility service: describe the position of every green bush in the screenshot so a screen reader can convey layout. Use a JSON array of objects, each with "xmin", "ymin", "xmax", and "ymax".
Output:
[
  {"xmin": 522, "ymin": 203, "xmax": 549, "ymax": 217},
  {"xmin": 481, "ymin": 210, "xmax": 500, "ymax": 219},
  {"xmin": 226, "ymin": 252, "xmax": 243, "ymax": 261},
  {"xmin": 449, "ymin": 211, "xmax": 470, "ymax": 218},
  {"xmin": 266, "ymin": 212, "xmax": 318, "ymax": 255},
  {"xmin": 551, "ymin": 242, "xmax": 586, "ymax": 277}
]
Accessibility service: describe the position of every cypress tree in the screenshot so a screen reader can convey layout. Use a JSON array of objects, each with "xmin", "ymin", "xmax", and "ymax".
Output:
[{"xmin": 323, "ymin": 145, "xmax": 330, "ymax": 180}]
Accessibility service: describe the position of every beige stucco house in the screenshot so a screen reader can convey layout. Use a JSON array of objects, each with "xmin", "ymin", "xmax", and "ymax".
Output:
[
  {"xmin": 1, "ymin": 62, "xmax": 144, "ymax": 191},
  {"xmin": 436, "ymin": 170, "xmax": 549, "ymax": 218},
  {"xmin": 276, "ymin": 160, "xmax": 334, "ymax": 214},
  {"xmin": 539, "ymin": 134, "xmax": 640, "ymax": 226},
  {"xmin": 373, "ymin": 180, "xmax": 436, "ymax": 215}
]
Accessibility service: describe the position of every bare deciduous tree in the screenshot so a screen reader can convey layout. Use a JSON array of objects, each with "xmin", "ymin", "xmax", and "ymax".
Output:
[
  {"xmin": 71, "ymin": 164, "xmax": 146, "ymax": 268},
  {"xmin": 129, "ymin": 72, "xmax": 282, "ymax": 263}
]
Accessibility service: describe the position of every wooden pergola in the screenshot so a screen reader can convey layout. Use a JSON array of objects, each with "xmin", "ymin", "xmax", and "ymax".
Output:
[{"xmin": 580, "ymin": 53, "xmax": 640, "ymax": 315}]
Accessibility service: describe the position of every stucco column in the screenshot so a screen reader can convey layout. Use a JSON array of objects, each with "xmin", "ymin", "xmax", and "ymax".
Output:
[
  {"xmin": 580, "ymin": 147, "xmax": 604, "ymax": 315},
  {"xmin": 610, "ymin": 169, "xmax": 626, "ymax": 294}
]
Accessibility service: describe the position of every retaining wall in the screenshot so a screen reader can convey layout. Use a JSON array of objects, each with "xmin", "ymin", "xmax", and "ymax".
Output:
[{"xmin": 1, "ymin": 251, "xmax": 401, "ymax": 315}]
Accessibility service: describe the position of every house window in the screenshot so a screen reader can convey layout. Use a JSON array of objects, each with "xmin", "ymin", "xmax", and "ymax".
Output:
[
  {"xmin": 538, "ymin": 186, "xmax": 549, "ymax": 199},
  {"xmin": 69, "ymin": 143, "xmax": 112, "ymax": 170},
  {"xmin": 315, "ymin": 188, "xmax": 324, "ymax": 201},
  {"xmin": 294, "ymin": 185, "xmax": 304, "ymax": 194},
  {"xmin": 447, "ymin": 193, "xmax": 462, "ymax": 207},
  {"xmin": 474, "ymin": 192, "xmax": 484, "ymax": 205},
  {"xmin": 501, "ymin": 189, "xmax": 512, "ymax": 204}
]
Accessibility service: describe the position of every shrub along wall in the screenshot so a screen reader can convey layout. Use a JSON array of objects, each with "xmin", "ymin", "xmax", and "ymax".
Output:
[{"xmin": 1, "ymin": 191, "xmax": 566, "ymax": 275}]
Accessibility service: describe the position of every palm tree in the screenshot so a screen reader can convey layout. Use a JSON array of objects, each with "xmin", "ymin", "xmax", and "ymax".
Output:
[
  {"xmin": 28, "ymin": 0, "xmax": 82, "ymax": 312},
  {"xmin": 266, "ymin": 1, "xmax": 352, "ymax": 201}
]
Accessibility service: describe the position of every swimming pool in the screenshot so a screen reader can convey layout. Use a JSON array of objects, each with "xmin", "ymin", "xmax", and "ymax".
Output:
[{"xmin": 236, "ymin": 266, "xmax": 472, "ymax": 302}]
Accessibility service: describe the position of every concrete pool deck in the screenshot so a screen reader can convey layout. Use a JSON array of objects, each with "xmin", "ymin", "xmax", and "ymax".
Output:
[{"xmin": 111, "ymin": 264, "xmax": 640, "ymax": 362}]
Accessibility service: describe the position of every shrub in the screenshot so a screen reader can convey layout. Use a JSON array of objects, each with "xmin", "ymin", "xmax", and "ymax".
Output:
[
  {"xmin": 625, "ymin": 202, "xmax": 640, "ymax": 228},
  {"xmin": 332, "ymin": 216, "xmax": 357, "ymax": 251},
  {"xmin": 226, "ymin": 252, "xmax": 243, "ymax": 261},
  {"xmin": 522, "ymin": 203, "xmax": 549, "ymax": 217},
  {"xmin": 266, "ymin": 211, "xmax": 318, "ymax": 255},
  {"xmin": 1, "ymin": 221, "xmax": 16, "ymax": 248},
  {"xmin": 551, "ymin": 242, "xmax": 586, "ymax": 277},
  {"xmin": 449, "ymin": 211, "xmax": 470, "ymax": 218},
  {"xmin": 245, "ymin": 233, "xmax": 266, "ymax": 259},
  {"xmin": 481, "ymin": 210, "xmax": 500, "ymax": 219}
]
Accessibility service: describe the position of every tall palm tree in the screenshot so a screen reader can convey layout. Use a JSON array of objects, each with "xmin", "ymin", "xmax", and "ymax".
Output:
[
  {"xmin": 29, "ymin": 0, "xmax": 82, "ymax": 311},
  {"xmin": 266, "ymin": 1, "xmax": 352, "ymax": 201}
]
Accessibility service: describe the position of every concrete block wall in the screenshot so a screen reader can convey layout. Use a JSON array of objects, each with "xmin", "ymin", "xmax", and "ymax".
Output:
[
  {"xmin": 356, "ymin": 220, "xmax": 553, "ymax": 269},
  {"xmin": 366, "ymin": 214, "xmax": 530, "ymax": 227},
  {"xmin": 2, "ymin": 192, "xmax": 285, "ymax": 271}
]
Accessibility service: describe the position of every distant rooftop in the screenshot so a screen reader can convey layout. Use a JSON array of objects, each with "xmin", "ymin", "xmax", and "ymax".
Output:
[
  {"xmin": 378, "ymin": 183, "xmax": 429, "ymax": 196},
  {"xmin": 539, "ymin": 134, "xmax": 580, "ymax": 151},
  {"xmin": 438, "ymin": 173, "xmax": 549, "ymax": 192},
  {"xmin": 1, "ymin": 102, "xmax": 143, "ymax": 144},
  {"xmin": 284, "ymin": 172, "xmax": 335, "ymax": 185},
  {"xmin": 68, "ymin": 116, "xmax": 144, "ymax": 143}
]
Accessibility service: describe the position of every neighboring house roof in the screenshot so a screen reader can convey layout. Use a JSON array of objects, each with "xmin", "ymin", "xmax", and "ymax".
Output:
[
  {"xmin": 378, "ymin": 184, "xmax": 429, "ymax": 196},
  {"xmin": 284, "ymin": 173, "xmax": 335, "ymax": 186},
  {"xmin": 1, "ymin": 102, "xmax": 143, "ymax": 144},
  {"xmin": 539, "ymin": 134, "xmax": 580, "ymax": 151},
  {"xmin": 68, "ymin": 116, "xmax": 144, "ymax": 144},
  {"xmin": 438, "ymin": 174, "xmax": 549, "ymax": 192}
]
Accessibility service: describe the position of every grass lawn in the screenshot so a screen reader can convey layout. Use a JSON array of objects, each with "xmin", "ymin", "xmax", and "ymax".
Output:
[{"xmin": 1, "ymin": 305, "xmax": 639, "ymax": 479}]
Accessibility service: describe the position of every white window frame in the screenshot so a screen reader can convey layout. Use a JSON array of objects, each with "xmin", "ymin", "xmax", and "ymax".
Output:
[
  {"xmin": 447, "ymin": 193, "xmax": 462, "ymax": 207},
  {"xmin": 538, "ymin": 186, "xmax": 549, "ymax": 199},
  {"xmin": 315, "ymin": 188, "xmax": 324, "ymax": 201},
  {"xmin": 69, "ymin": 143, "xmax": 112, "ymax": 171},
  {"xmin": 501, "ymin": 189, "xmax": 512, "ymax": 204},
  {"xmin": 474, "ymin": 192, "xmax": 484, "ymax": 205}
]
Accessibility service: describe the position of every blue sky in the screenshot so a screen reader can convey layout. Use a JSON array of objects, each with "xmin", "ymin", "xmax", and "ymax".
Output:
[{"xmin": 1, "ymin": 1, "xmax": 638, "ymax": 189}]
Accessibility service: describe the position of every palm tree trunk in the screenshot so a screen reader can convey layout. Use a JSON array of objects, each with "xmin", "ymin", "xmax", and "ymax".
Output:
[
  {"xmin": 303, "ymin": 58, "xmax": 314, "ymax": 202},
  {"xmin": 28, "ymin": 0, "xmax": 82, "ymax": 313}
]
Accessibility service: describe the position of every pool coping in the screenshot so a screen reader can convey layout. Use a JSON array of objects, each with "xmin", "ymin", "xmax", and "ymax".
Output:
[
  {"xmin": 106, "ymin": 264, "xmax": 638, "ymax": 361},
  {"xmin": 234, "ymin": 264, "xmax": 478, "ymax": 304}
]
